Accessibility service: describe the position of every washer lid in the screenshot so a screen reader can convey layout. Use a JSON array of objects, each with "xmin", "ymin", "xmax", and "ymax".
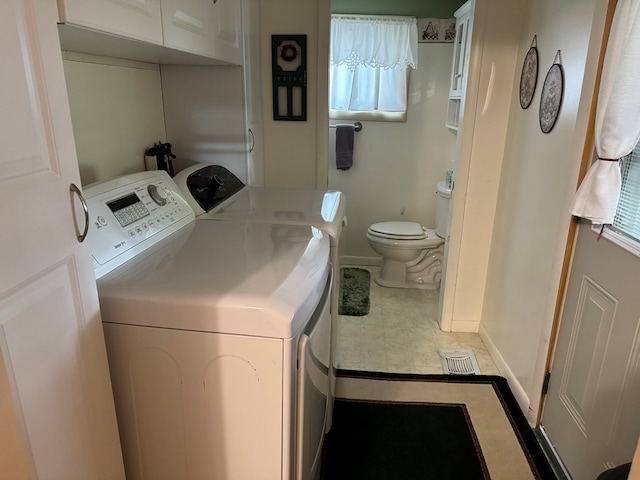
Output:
[
  {"xmin": 201, "ymin": 186, "xmax": 347, "ymax": 245},
  {"xmin": 97, "ymin": 220, "xmax": 330, "ymax": 340},
  {"xmin": 369, "ymin": 221, "xmax": 426, "ymax": 240}
]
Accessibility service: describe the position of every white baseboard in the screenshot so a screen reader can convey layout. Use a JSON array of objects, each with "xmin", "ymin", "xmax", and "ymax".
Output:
[
  {"xmin": 340, "ymin": 255, "xmax": 381, "ymax": 267},
  {"xmin": 479, "ymin": 324, "xmax": 533, "ymax": 426},
  {"xmin": 451, "ymin": 320, "xmax": 480, "ymax": 333}
]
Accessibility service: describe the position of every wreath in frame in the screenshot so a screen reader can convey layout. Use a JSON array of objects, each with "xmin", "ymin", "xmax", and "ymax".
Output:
[{"xmin": 280, "ymin": 43, "xmax": 298, "ymax": 62}]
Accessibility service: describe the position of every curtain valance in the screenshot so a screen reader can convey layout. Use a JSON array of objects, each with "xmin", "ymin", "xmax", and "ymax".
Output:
[{"xmin": 330, "ymin": 15, "xmax": 418, "ymax": 70}]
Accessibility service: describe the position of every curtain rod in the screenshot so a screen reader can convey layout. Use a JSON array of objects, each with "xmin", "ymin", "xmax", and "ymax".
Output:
[{"xmin": 329, "ymin": 121, "xmax": 363, "ymax": 132}]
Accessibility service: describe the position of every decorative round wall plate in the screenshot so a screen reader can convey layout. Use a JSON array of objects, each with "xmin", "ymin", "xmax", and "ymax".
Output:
[
  {"xmin": 539, "ymin": 51, "xmax": 564, "ymax": 134},
  {"xmin": 519, "ymin": 36, "xmax": 538, "ymax": 109}
]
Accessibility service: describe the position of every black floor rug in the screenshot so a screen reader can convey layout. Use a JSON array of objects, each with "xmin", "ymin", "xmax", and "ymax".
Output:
[
  {"xmin": 339, "ymin": 267, "xmax": 370, "ymax": 316},
  {"xmin": 323, "ymin": 399, "xmax": 487, "ymax": 479},
  {"xmin": 321, "ymin": 371, "xmax": 557, "ymax": 480}
]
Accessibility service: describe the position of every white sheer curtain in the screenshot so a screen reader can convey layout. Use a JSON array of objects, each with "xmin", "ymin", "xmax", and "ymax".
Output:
[
  {"xmin": 329, "ymin": 15, "xmax": 418, "ymax": 115},
  {"xmin": 570, "ymin": 0, "xmax": 640, "ymax": 224}
]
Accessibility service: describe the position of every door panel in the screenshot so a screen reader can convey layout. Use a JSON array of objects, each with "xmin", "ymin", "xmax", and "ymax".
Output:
[
  {"xmin": 561, "ymin": 276, "xmax": 617, "ymax": 433},
  {"xmin": 211, "ymin": 0, "xmax": 242, "ymax": 64},
  {"xmin": 542, "ymin": 225, "xmax": 640, "ymax": 479},
  {"xmin": 2, "ymin": 0, "xmax": 60, "ymax": 182},
  {"xmin": 0, "ymin": 0, "xmax": 124, "ymax": 477},
  {"xmin": 1, "ymin": 262, "xmax": 97, "ymax": 478},
  {"xmin": 161, "ymin": 0, "xmax": 214, "ymax": 57}
]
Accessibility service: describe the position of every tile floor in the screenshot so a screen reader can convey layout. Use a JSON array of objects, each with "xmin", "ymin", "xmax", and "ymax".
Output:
[{"xmin": 335, "ymin": 265, "xmax": 501, "ymax": 375}]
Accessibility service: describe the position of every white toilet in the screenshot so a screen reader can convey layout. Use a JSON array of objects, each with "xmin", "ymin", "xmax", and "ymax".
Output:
[{"xmin": 366, "ymin": 181, "xmax": 452, "ymax": 289}]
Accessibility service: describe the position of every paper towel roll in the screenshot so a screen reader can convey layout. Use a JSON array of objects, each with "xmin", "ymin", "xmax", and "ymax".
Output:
[{"xmin": 145, "ymin": 156, "xmax": 157, "ymax": 171}]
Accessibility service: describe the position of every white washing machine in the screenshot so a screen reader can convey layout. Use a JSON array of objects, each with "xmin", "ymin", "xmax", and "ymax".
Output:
[
  {"xmin": 173, "ymin": 163, "xmax": 347, "ymax": 431},
  {"xmin": 85, "ymin": 171, "xmax": 332, "ymax": 480}
]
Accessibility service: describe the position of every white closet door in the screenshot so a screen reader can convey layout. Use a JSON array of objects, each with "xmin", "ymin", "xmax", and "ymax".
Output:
[{"xmin": 0, "ymin": 1, "xmax": 124, "ymax": 478}]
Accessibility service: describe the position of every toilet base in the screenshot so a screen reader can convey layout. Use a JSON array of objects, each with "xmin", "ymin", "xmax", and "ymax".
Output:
[
  {"xmin": 376, "ymin": 245, "xmax": 444, "ymax": 290},
  {"xmin": 374, "ymin": 275, "xmax": 440, "ymax": 290}
]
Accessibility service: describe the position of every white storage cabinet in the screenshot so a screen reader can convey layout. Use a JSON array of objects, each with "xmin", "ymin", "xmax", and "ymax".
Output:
[
  {"xmin": 446, "ymin": 0, "xmax": 474, "ymax": 130},
  {"xmin": 57, "ymin": 0, "xmax": 242, "ymax": 64}
]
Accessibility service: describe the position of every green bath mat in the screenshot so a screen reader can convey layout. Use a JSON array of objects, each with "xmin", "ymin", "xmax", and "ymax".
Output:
[{"xmin": 339, "ymin": 268, "xmax": 371, "ymax": 316}]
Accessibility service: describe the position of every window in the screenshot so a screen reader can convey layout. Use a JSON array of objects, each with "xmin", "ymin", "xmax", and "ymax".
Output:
[
  {"xmin": 329, "ymin": 15, "xmax": 418, "ymax": 122},
  {"xmin": 611, "ymin": 144, "xmax": 640, "ymax": 243}
]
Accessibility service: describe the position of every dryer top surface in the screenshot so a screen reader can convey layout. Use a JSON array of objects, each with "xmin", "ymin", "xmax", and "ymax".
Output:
[{"xmin": 97, "ymin": 219, "xmax": 330, "ymax": 339}]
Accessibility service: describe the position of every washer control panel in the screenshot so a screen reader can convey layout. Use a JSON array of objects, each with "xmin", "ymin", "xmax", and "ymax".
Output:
[{"xmin": 84, "ymin": 170, "xmax": 195, "ymax": 279}]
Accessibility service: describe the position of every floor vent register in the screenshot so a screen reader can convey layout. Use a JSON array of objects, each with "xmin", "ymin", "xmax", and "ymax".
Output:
[{"xmin": 439, "ymin": 349, "xmax": 482, "ymax": 375}]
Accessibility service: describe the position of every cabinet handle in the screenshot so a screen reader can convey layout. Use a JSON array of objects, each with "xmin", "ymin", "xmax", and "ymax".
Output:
[
  {"xmin": 70, "ymin": 183, "xmax": 89, "ymax": 243},
  {"xmin": 249, "ymin": 128, "xmax": 255, "ymax": 153},
  {"xmin": 455, "ymin": 73, "xmax": 462, "ymax": 78},
  {"xmin": 212, "ymin": 0, "xmax": 218, "ymax": 3}
]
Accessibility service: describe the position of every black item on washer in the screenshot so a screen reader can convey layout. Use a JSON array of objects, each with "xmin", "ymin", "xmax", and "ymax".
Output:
[
  {"xmin": 596, "ymin": 463, "xmax": 631, "ymax": 480},
  {"xmin": 146, "ymin": 142, "xmax": 176, "ymax": 177},
  {"xmin": 186, "ymin": 165, "xmax": 245, "ymax": 212}
]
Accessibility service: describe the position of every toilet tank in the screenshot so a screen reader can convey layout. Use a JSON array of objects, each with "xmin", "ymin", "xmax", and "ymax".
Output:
[{"xmin": 435, "ymin": 181, "xmax": 452, "ymax": 238}]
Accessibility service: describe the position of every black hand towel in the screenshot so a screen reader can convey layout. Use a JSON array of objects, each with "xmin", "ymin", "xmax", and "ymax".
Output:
[{"xmin": 335, "ymin": 124, "xmax": 355, "ymax": 170}]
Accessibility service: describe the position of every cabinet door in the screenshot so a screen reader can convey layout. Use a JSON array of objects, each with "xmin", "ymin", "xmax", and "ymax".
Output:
[
  {"xmin": 242, "ymin": 0, "xmax": 264, "ymax": 185},
  {"xmin": 212, "ymin": 0, "xmax": 243, "ymax": 65},
  {"xmin": 449, "ymin": 8, "xmax": 471, "ymax": 97},
  {"xmin": 161, "ymin": 0, "xmax": 214, "ymax": 57},
  {"xmin": 57, "ymin": 0, "xmax": 163, "ymax": 45},
  {"xmin": 446, "ymin": 0, "xmax": 474, "ymax": 129},
  {"xmin": 1, "ymin": 0, "xmax": 125, "ymax": 478}
]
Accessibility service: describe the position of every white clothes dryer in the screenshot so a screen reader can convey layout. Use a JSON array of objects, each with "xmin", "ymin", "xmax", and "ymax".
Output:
[
  {"xmin": 85, "ymin": 171, "xmax": 331, "ymax": 480},
  {"xmin": 173, "ymin": 163, "xmax": 347, "ymax": 431}
]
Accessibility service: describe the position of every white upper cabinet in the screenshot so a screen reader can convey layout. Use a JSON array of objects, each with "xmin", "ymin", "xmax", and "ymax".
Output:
[
  {"xmin": 57, "ymin": 0, "xmax": 163, "ymax": 45},
  {"xmin": 446, "ymin": 0, "xmax": 474, "ymax": 130},
  {"xmin": 449, "ymin": 1, "xmax": 473, "ymax": 98},
  {"xmin": 162, "ymin": 0, "xmax": 216, "ymax": 57},
  {"xmin": 211, "ymin": 0, "xmax": 243, "ymax": 65},
  {"xmin": 57, "ymin": 0, "xmax": 242, "ymax": 64}
]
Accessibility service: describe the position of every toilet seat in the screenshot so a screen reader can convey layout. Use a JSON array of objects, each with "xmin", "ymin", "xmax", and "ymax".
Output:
[{"xmin": 368, "ymin": 221, "xmax": 436, "ymax": 241}]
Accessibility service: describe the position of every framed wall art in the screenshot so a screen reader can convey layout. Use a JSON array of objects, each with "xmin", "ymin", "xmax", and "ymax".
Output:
[
  {"xmin": 539, "ymin": 50, "xmax": 564, "ymax": 134},
  {"xmin": 519, "ymin": 35, "xmax": 538, "ymax": 109},
  {"xmin": 271, "ymin": 34, "xmax": 307, "ymax": 121}
]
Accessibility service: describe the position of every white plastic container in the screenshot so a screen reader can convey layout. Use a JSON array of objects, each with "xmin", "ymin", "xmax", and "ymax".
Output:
[{"xmin": 436, "ymin": 180, "xmax": 452, "ymax": 238}]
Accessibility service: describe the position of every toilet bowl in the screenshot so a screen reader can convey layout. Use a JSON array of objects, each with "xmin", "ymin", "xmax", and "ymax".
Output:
[
  {"xmin": 366, "ymin": 222, "xmax": 444, "ymax": 289},
  {"xmin": 366, "ymin": 181, "xmax": 451, "ymax": 290}
]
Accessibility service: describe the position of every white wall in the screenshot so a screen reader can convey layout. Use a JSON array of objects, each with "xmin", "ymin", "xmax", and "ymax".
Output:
[
  {"xmin": 62, "ymin": 53, "xmax": 166, "ymax": 186},
  {"xmin": 63, "ymin": 0, "xmax": 331, "ymax": 190},
  {"xmin": 160, "ymin": 65, "xmax": 248, "ymax": 182},
  {"xmin": 260, "ymin": 0, "xmax": 330, "ymax": 189},
  {"xmin": 328, "ymin": 44, "xmax": 457, "ymax": 261},
  {"xmin": 439, "ymin": 0, "xmax": 527, "ymax": 334},
  {"xmin": 480, "ymin": 0, "xmax": 607, "ymax": 419}
]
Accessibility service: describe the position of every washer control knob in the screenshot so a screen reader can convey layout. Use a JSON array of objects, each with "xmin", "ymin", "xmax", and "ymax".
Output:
[{"xmin": 148, "ymin": 184, "xmax": 168, "ymax": 206}]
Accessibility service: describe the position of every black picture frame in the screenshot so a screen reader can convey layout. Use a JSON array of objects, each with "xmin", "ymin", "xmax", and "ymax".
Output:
[
  {"xmin": 519, "ymin": 45, "xmax": 538, "ymax": 109},
  {"xmin": 271, "ymin": 35, "xmax": 307, "ymax": 121},
  {"xmin": 539, "ymin": 63, "xmax": 564, "ymax": 134}
]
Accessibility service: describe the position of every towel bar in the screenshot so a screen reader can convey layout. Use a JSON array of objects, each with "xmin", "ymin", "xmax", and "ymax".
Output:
[{"xmin": 329, "ymin": 121, "xmax": 363, "ymax": 132}]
